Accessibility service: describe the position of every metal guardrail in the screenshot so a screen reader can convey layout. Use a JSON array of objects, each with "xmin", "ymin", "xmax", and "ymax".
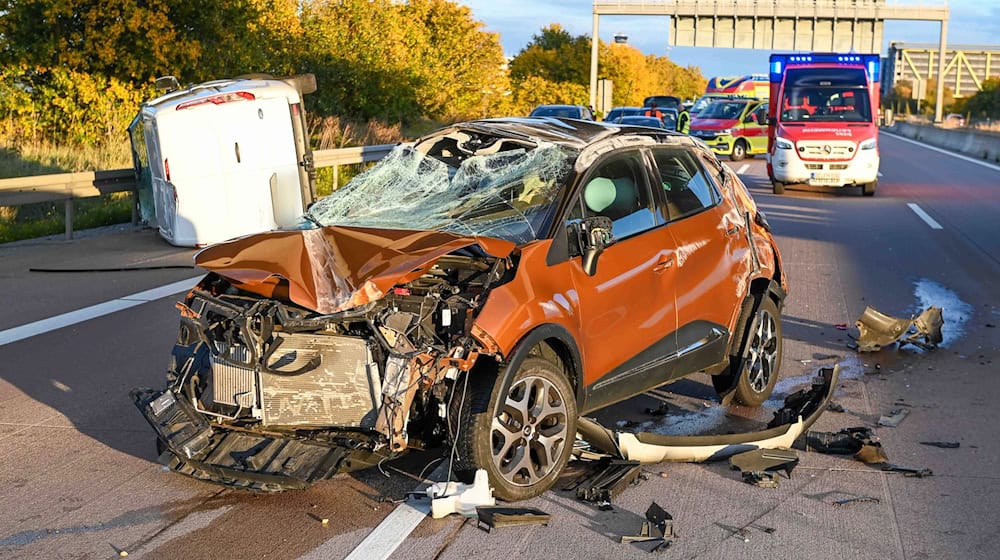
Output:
[{"xmin": 0, "ymin": 144, "xmax": 396, "ymax": 239}]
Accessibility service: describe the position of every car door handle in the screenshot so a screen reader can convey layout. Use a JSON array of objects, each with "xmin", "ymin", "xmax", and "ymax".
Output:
[{"xmin": 653, "ymin": 257, "xmax": 674, "ymax": 272}]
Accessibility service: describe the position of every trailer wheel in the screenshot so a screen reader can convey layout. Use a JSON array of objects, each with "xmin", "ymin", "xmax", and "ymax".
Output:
[
  {"xmin": 862, "ymin": 181, "xmax": 877, "ymax": 197},
  {"xmin": 730, "ymin": 140, "xmax": 748, "ymax": 161}
]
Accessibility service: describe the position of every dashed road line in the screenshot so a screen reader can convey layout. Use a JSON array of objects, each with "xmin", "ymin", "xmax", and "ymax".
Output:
[
  {"xmin": 736, "ymin": 163, "xmax": 750, "ymax": 174},
  {"xmin": 907, "ymin": 203, "xmax": 943, "ymax": 230},
  {"xmin": 0, "ymin": 276, "xmax": 203, "ymax": 347}
]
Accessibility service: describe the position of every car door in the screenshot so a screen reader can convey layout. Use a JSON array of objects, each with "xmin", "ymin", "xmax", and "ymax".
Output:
[
  {"xmin": 652, "ymin": 147, "xmax": 752, "ymax": 378},
  {"xmin": 566, "ymin": 149, "xmax": 680, "ymax": 411}
]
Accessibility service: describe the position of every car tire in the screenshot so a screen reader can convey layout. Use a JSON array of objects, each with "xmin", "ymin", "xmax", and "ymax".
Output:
[
  {"xmin": 730, "ymin": 140, "xmax": 747, "ymax": 161},
  {"xmin": 732, "ymin": 297, "xmax": 783, "ymax": 406},
  {"xmin": 772, "ymin": 181, "xmax": 785, "ymax": 195},
  {"xmin": 452, "ymin": 356, "xmax": 576, "ymax": 501},
  {"xmin": 862, "ymin": 181, "xmax": 876, "ymax": 196}
]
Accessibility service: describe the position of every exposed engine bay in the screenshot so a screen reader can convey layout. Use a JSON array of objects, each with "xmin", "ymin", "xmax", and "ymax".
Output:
[{"xmin": 133, "ymin": 249, "xmax": 510, "ymax": 491}]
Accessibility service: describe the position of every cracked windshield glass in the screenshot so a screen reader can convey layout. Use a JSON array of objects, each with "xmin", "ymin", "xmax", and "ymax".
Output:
[{"xmin": 306, "ymin": 139, "xmax": 574, "ymax": 244}]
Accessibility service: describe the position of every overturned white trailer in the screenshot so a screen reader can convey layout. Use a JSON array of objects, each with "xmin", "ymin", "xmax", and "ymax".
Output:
[{"xmin": 128, "ymin": 75, "xmax": 317, "ymax": 247}]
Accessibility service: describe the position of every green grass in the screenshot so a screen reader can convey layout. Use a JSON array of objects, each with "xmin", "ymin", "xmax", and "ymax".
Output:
[{"xmin": 0, "ymin": 138, "xmax": 134, "ymax": 243}]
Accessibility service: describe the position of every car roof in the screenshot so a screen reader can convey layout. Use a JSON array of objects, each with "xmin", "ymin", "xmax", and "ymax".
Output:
[
  {"xmin": 454, "ymin": 117, "xmax": 692, "ymax": 149},
  {"xmin": 531, "ymin": 104, "xmax": 583, "ymax": 110}
]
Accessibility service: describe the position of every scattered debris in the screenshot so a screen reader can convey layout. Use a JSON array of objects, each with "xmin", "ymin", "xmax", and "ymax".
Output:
[
  {"xmin": 571, "ymin": 459, "xmax": 643, "ymax": 504},
  {"xmin": 920, "ymin": 441, "xmax": 960, "ymax": 449},
  {"xmin": 827, "ymin": 402, "xmax": 846, "ymax": 413},
  {"xmin": 835, "ymin": 323, "xmax": 848, "ymax": 330},
  {"xmin": 814, "ymin": 353, "xmax": 841, "ymax": 360},
  {"xmin": 987, "ymin": 323, "xmax": 996, "ymax": 328},
  {"xmin": 800, "ymin": 359, "xmax": 813, "ymax": 364},
  {"xmin": 307, "ymin": 512, "xmax": 330, "ymax": 525},
  {"xmin": 854, "ymin": 306, "xmax": 944, "ymax": 352},
  {"xmin": 879, "ymin": 464, "xmax": 933, "ymax": 477},
  {"xmin": 577, "ymin": 366, "xmax": 839, "ymax": 464},
  {"xmin": 734, "ymin": 527, "xmax": 751, "ymax": 542},
  {"xmin": 833, "ymin": 496, "xmax": 881, "ymax": 507},
  {"xmin": 742, "ymin": 471, "xmax": 781, "ymax": 488},
  {"xmin": 620, "ymin": 502, "xmax": 673, "ymax": 545},
  {"xmin": 476, "ymin": 506, "xmax": 551, "ymax": 532},
  {"xmin": 644, "ymin": 403, "xmax": 670, "ymax": 416},
  {"xmin": 426, "ymin": 469, "xmax": 496, "ymax": 519},
  {"xmin": 878, "ymin": 408, "xmax": 910, "ymax": 428},
  {"xmin": 801, "ymin": 427, "xmax": 889, "ymax": 464}
]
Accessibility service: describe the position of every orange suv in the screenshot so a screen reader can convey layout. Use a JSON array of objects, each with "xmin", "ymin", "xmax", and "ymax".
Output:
[{"xmin": 133, "ymin": 118, "xmax": 787, "ymax": 501}]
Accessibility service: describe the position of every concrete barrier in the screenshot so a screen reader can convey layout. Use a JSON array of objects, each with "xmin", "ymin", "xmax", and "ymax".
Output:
[{"xmin": 887, "ymin": 122, "xmax": 1000, "ymax": 164}]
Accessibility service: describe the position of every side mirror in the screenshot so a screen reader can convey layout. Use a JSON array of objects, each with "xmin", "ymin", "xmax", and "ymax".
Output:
[
  {"xmin": 569, "ymin": 216, "xmax": 614, "ymax": 276},
  {"xmin": 765, "ymin": 116, "xmax": 775, "ymax": 126}
]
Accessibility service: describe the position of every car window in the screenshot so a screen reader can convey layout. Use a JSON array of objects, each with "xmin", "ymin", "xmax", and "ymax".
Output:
[
  {"xmin": 571, "ymin": 152, "xmax": 658, "ymax": 240},
  {"xmin": 651, "ymin": 148, "xmax": 721, "ymax": 221}
]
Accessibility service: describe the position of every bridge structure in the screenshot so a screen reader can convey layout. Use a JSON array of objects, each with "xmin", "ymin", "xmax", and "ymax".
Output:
[{"xmin": 589, "ymin": 0, "xmax": 952, "ymax": 121}]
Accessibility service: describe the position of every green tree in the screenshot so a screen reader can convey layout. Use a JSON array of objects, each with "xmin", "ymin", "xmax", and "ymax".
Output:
[
  {"xmin": 509, "ymin": 24, "xmax": 591, "ymax": 85},
  {"xmin": 963, "ymin": 77, "xmax": 1000, "ymax": 120}
]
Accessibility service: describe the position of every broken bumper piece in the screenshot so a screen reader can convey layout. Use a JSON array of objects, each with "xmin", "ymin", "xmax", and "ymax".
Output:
[
  {"xmin": 132, "ymin": 388, "xmax": 387, "ymax": 492},
  {"xmin": 577, "ymin": 366, "xmax": 838, "ymax": 463},
  {"xmin": 855, "ymin": 306, "xmax": 943, "ymax": 352}
]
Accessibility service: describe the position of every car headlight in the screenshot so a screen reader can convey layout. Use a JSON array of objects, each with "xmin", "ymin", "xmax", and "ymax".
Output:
[
  {"xmin": 718, "ymin": 128, "xmax": 732, "ymax": 135},
  {"xmin": 775, "ymin": 137, "xmax": 793, "ymax": 150},
  {"xmin": 859, "ymin": 138, "xmax": 877, "ymax": 150}
]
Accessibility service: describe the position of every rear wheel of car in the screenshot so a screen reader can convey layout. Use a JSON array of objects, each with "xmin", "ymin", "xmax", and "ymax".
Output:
[
  {"xmin": 862, "ymin": 181, "xmax": 877, "ymax": 197},
  {"xmin": 772, "ymin": 181, "xmax": 785, "ymax": 195},
  {"xmin": 732, "ymin": 297, "xmax": 782, "ymax": 406},
  {"xmin": 453, "ymin": 356, "xmax": 576, "ymax": 501},
  {"xmin": 730, "ymin": 140, "xmax": 748, "ymax": 161}
]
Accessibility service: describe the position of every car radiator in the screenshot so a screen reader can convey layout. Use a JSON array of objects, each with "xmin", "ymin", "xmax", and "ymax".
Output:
[{"xmin": 209, "ymin": 334, "xmax": 381, "ymax": 428}]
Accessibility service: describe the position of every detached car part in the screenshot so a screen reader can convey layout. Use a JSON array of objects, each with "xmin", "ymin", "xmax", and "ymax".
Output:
[
  {"xmin": 578, "ymin": 366, "xmax": 838, "ymax": 463},
  {"xmin": 855, "ymin": 306, "xmax": 944, "ymax": 352}
]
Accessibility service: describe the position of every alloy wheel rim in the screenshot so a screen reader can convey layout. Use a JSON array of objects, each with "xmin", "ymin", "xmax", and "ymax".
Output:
[
  {"xmin": 490, "ymin": 376, "xmax": 568, "ymax": 487},
  {"xmin": 745, "ymin": 309, "xmax": 778, "ymax": 393}
]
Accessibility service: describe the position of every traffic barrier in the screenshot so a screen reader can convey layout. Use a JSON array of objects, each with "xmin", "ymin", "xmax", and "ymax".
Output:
[
  {"xmin": 887, "ymin": 122, "xmax": 1000, "ymax": 165},
  {"xmin": 0, "ymin": 144, "xmax": 396, "ymax": 240}
]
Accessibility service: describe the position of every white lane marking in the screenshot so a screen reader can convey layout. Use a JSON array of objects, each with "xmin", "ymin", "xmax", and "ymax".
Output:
[
  {"xmin": 736, "ymin": 163, "xmax": 750, "ymax": 174},
  {"xmin": 303, "ymin": 464, "xmax": 449, "ymax": 560},
  {"xmin": 0, "ymin": 276, "xmax": 202, "ymax": 347},
  {"xmin": 907, "ymin": 203, "xmax": 943, "ymax": 230},
  {"xmin": 882, "ymin": 130, "xmax": 1000, "ymax": 173},
  {"xmin": 877, "ymin": 172, "xmax": 883, "ymax": 178}
]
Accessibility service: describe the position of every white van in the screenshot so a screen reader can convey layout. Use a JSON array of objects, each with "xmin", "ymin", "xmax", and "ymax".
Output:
[{"xmin": 128, "ymin": 75, "xmax": 316, "ymax": 247}]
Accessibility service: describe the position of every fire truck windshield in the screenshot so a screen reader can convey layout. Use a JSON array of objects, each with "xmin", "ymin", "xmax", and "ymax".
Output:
[{"xmin": 779, "ymin": 68, "xmax": 872, "ymax": 123}]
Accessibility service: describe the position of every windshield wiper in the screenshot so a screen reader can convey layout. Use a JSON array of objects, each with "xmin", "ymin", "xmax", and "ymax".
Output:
[{"xmin": 302, "ymin": 212, "xmax": 323, "ymax": 228}]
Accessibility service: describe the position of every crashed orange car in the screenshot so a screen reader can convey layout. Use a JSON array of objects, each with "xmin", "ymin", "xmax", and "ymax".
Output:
[{"xmin": 133, "ymin": 118, "xmax": 787, "ymax": 500}]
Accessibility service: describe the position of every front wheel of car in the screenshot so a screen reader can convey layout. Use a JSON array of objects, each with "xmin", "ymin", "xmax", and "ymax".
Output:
[
  {"xmin": 453, "ymin": 356, "xmax": 577, "ymax": 501},
  {"xmin": 730, "ymin": 140, "xmax": 747, "ymax": 161},
  {"xmin": 862, "ymin": 181, "xmax": 877, "ymax": 196},
  {"xmin": 733, "ymin": 297, "xmax": 782, "ymax": 406}
]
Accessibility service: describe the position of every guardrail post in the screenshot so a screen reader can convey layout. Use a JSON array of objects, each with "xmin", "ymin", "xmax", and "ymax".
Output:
[
  {"xmin": 64, "ymin": 198, "xmax": 74, "ymax": 240},
  {"xmin": 333, "ymin": 164, "xmax": 339, "ymax": 190},
  {"xmin": 131, "ymin": 191, "xmax": 138, "ymax": 225}
]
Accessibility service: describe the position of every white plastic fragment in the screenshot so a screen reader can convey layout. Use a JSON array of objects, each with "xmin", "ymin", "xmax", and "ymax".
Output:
[{"xmin": 426, "ymin": 469, "xmax": 495, "ymax": 519}]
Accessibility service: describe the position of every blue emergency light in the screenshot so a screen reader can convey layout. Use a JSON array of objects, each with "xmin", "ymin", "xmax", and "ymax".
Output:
[{"xmin": 768, "ymin": 53, "xmax": 881, "ymax": 82}]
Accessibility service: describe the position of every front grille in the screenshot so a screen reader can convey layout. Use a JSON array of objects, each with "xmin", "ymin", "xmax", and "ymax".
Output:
[
  {"xmin": 797, "ymin": 141, "xmax": 855, "ymax": 160},
  {"xmin": 830, "ymin": 164, "xmax": 849, "ymax": 170},
  {"xmin": 805, "ymin": 164, "xmax": 823, "ymax": 170}
]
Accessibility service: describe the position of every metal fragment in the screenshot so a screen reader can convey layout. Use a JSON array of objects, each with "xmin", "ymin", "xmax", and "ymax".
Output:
[
  {"xmin": 919, "ymin": 441, "xmax": 960, "ymax": 449},
  {"xmin": 878, "ymin": 408, "xmax": 910, "ymax": 427}
]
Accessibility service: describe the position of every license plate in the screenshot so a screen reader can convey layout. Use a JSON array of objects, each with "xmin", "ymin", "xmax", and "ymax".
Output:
[{"xmin": 809, "ymin": 172, "xmax": 841, "ymax": 186}]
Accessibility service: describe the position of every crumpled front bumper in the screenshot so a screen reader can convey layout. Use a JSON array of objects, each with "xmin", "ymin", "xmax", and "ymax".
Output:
[{"xmin": 132, "ymin": 388, "xmax": 389, "ymax": 492}]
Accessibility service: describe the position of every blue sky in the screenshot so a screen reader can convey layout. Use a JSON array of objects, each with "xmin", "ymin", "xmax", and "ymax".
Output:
[{"xmin": 458, "ymin": 1, "xmax": 998, "ymax": 77}]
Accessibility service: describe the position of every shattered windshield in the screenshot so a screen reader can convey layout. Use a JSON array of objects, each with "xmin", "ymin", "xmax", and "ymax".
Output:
[{"xmin": 306, "ymin": 138, "xmax": 574, "ymax": 244}]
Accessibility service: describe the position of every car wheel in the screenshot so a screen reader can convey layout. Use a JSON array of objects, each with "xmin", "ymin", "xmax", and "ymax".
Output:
[
  {"xmin": 862, "ymin": 181, "xmax": 876, "ymax": 196},
  {"xmin": 730, "ymin": 140, "xmax": 747, "ymax": 161},
  {"xmin": 772, "ymin": 181, "xmax": 785, "ymax": 195},
  {"xmin": 732, "ymin": 297, "xmax": 782, "ymax": 406},
  {"xmin": 453, "ymin": 356, "xmax": 576, "ymax": 501}
]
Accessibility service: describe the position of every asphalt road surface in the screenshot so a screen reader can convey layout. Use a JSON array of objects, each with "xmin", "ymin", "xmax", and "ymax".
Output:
[{"xmin": 1, "ymin": 131, "xmax": 998, "ymax": 559}]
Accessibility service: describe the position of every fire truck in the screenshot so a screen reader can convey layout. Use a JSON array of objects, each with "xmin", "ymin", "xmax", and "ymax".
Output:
[{"xmin": 766, "ymin": 54, "xmax": 881, "ymax": 196}]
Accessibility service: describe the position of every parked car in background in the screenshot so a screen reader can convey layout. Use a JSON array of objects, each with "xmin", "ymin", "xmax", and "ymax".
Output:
[
  {"xmin": 642, "ymin": 95, "xmax": 682, "ymax": 111},
  {"xmin": 944, "ymin": 113, "xmax": 966, "ymax": 127},
  {"xmin": 603, "ymin": 106, "xmax": 644, "ymax": 122},
  {"xmin": 690, "ymin": 98, "xmax": 768, "ymax": 161},
  {"xmin": 616, "ymin": 115, "xmax": 670, "ymax": 129},
  {"xmin": 134, "ymin": 118, "xmax": 786, "ymax": 502},
  {"xmin": 529, "ymin": 104, "xmax": 595, "ymax": 120}
]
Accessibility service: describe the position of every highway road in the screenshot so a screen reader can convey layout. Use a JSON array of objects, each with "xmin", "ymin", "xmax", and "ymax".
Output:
[{"xmin": 1, "ymin": 131, "xmax": 998, "ymax": 559}]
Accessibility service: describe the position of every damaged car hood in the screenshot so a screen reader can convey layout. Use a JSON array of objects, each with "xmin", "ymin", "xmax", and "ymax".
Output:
[{"xmin": 195, "ymin": 226, "xmax": 515, "ymax": 314}]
